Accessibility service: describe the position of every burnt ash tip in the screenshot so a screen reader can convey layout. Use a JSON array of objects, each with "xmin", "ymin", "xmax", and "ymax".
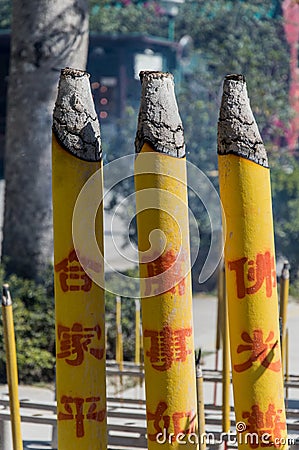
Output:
[
  {"xmin": 2, "ymin": 283, "xmax": 12, "ymax": 306},
  {"xmin": 135, "ymin": 71, "xmax": 185, "ymax": 158},
  {"xmin": 61, "ymin": 67, "xmax": 89, "ymax": 79},
  {"xmin": 217, "ymin": 74, "xmax": 268, "ymax": 168},
  {"xmin": 225, "ymin": 74, "xmax": 246, "ymax": 83},
  {"xmin": 53, "ymin": 68, "xmax": 102, "ymax": 162},
  {"xmin": 139, "ymin": 71, "xmax": 173, "ymax": 84}
]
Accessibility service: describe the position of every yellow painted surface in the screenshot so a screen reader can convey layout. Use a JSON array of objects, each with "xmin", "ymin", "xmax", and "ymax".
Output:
[
  {"xmin": 279, "ymin": 274, "xmax": 289, "ymax": 375},
  {"xmin": 2, "ymin": 303, "xmax": 23, "ymax": 450},
  {"xmin": 135, "ymin": 143, "xmax": 198, "ymax": 449},
  {"xmin": 285, "ymin": 329, "xmax": 289, "ymax": 402},
  {"xmin": 214, "ymin": 264, "xmax": 225, "ymax": 406},
  {"xmin": 116, "ymin": 296, "xmax": 123, "ymax": 371},
  {"xmin": 222, "ymin": 289, "xmax": 230, "ymax": 434},
  {"xmin": 216, "ymin": 265, "xmax": 224, "ymax": 352},
  {"xmin": 52, "ymin": 135, "xmax": 107, "ymax": 449},
  {"xmin": 218, "ymin": 154, "xmax": 287, "ymax": 449},
  {"xmin": 196, "ymin": 371, "xmax": 206, "ymax": 450},
  {"xmin": 135, "ymin": 300, "xmax": 141, "ymax": 365}
]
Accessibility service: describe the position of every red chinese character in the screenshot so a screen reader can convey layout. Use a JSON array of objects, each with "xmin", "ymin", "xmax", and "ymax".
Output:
[
  {"xmin": 144, "ymin": 325, "xmax": 192, "ymax": 371},
  {"xmin": 228, "ymin": 252, "xmax": 276, "ymax": 299},
  {"xmin": 55, "ymin": 249, "xmax": 93, "ymax": 292},
  {"xmin": 147, "ymin": 402, "xmax": 197, "ymax": 442},
  {"xmin": 147, "ymin": 401, "xmax": 170, "ymax": 441},
  {"xmin": 172, "ymin": 410, "xmax": 197, "ymax": 438},
  {"xmin": 58, "ymin": 395, "xmax": 105, "ymax": 438},
  {"xmin": 86, "ymin": 396, "xmax": 106, "ymax": 423},
  {"xmin": 272, "ymin": 408, "xmax": 286, "ymax": 444},
  {"xmin": 57, "ymin": 323, "xmax": 104, "ymax": 366},
  {"xmin": 228, "ymin": 257, "xmax": 247, "ymax": 298},
  {"xmin": 242, "ymin": 404, "xmax": 286, "ymax": 448},
  {"xmin": 234, "ymin": 329, "xmax": 281, "ymax": 373},
  {"xmin": 144, "ymin": 249, "xmax": 186, "ymax": 296},
  {"xmin": 58, "ymin": 396, "xmax": 85, "ymax": 438}
]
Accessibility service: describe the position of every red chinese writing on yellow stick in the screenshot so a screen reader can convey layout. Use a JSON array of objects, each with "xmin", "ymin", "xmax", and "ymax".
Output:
[
  {"xmin": 218, "ymin": 75, "xmax": 287, "ymax": 449},
  {"xmin": 52, "ymin": 68, "xmax": 106, "ymax": 449},
  {"xmin": 135, "ymin": 71, "xmax": 198, "ymax": 449}
]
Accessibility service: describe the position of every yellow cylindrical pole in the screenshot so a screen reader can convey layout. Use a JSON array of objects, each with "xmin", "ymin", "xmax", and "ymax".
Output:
[
  {"xmin": 217, "ymin": 263, "xmax": 225, "ymax": 352},
  {"xmin": 222, "ymin": 280, "xmax": 230, "ymax": 436},
  {"xmin": 135, "ymin": 299, "xmax": 141, "ymax": 365},
  {"xmin": 2, "ymin": 284, "xmax": 23, "ymax": 450},
  {"xmin": 139, "ymin": 311, "xmax": 144, "ymax": 388},
  {"xmin": 214, "ymin": 261, "xmax": 224, "ymax": 405},
  {"xmin": 218, "ymin": 74, "xmax": 287, "ymax": 449},
  {"xmin": 279, "ymin": 261, "xmax": 290, "ymax": 375},
  {"xmin": 134, "ymin": 71, "xmax": 198, "ymax": 449},
  {"xmin": 52, "ymin": 68, "xmax": 107, "ymax": 449},
  {"xmin": 285, "ymin": 328, "xmax": 289, "ymax": 404},
  {"xmin": 196, "ymin": 352, "xmax": 206, "ymax": 450},
  {"xmin": 116, "ymin": 296, "xmax": 123, "ymax": 372}
]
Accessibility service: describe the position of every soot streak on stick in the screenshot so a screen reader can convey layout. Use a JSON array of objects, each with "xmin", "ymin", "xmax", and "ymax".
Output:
[
  {"xmin": 53, "ymin": 67, "xmax": 102, "ymax": 162},
  {"xmin": 218, "ymin": 74, "xmax": 268, "ymax": 168},
  {"xmin": 135, "ymin": 71, "xmax": 185, "ymax": 158}
]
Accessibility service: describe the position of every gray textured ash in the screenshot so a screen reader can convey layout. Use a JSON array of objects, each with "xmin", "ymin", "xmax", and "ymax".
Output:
[
  {"xmin": 218, "ymin": 74, "xmax": 268, "ymax": 168},
  {"xmin": 135, "ymin": 71, "xmax": 185, "ymax": 158},
  {"xmin": 53, "ymin": 67, "xmax": 102, "ymax": 162}
]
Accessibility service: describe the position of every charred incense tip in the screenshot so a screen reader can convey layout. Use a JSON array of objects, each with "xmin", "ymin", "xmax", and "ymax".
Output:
[
  {"xmin": 61, "ymin": 67, "xmax": 88, "ymax": 78},
  {"xmin": 217, "ymin": 74, "xmax": 268, "ymax": 168},
  {"xmin": 281, "ymin": 260, "xmax": 290, "ymax": 279},
  {"xmin": 2, "ymin": 284, "xmax": 12, "ymax": 307},
  {"xmin": 135, "ymin": 71, "xmax": 185, "ymax": 158},
  {"xmin": 53, "ymin": 67, "xmax": 102, "ymax": 162},
  {"xmin": 224, "ymin": 74, "xmax": 246, "ymax": 83}
]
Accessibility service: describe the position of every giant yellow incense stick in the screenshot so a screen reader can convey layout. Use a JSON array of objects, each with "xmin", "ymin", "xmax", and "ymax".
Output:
[
  {"xmin": 135, "ymin": 71, "xmax": 198, "ymax": 449},
  {"xmin": 218, "ymin": 74, "xmax": 287, "ymax": 449},
  {"xmin": 2, "ymin": 284, "xmax": 23, "ymax": 450},
  {"xmin": 52, "ymin": 68, "xmax": 107, "ymax": 449}
]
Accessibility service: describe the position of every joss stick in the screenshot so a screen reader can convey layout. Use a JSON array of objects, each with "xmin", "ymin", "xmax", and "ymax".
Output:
[
  {"xmin": 218, "ymin": 74, "xmax": 287, "ymax": 449},
  {"xmin": 52, "ymin": 68, "xmax": 107, "ymax": 449},
  {"xmin": 134, "ymin": 71, "xmax": 198, "ymax": 449},
  {"xmin": 279, "ymin": 261, "xmax": 290, "ymax": 375},
  {"xmin": 2, "ymin": 284, "xmax": 23, "ymax": 450}
]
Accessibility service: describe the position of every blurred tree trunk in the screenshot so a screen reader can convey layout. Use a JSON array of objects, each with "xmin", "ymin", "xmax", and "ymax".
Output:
[{"xmin": 3, "ymin": 0, "xmax": 89, "ymax": 279}]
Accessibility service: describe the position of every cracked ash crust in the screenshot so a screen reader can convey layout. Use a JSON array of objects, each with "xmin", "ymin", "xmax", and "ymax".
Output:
[
  {"xmin": 53, "ymin": 67, "xmax": 102, "ymax": 162},
  {"xmin": 135, "ymin": 71, "xmax": 185, "ymax": 158},
  {"xmin": 218, "ymin": 74, "xmax": 268, "ymax": 168}
]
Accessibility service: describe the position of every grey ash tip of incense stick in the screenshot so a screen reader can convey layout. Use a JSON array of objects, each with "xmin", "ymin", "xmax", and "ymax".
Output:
[
  {"xmin": 2, "ymin": 283, "xmax": 12, "ymax": 306},
  {"xmin": 225, "ymin": 74, "xmax": 246, "ymax": 83},
  {"xmin": 135, "ymin": 71, "xmax": 185, "ymax": 158},
  {"xmin": 218, "ymin": 74, "xmax": 268, "ymax": 168},
  {"xmin": 53, "ymin": 67, "xmax": 102, "ymax": 162}
]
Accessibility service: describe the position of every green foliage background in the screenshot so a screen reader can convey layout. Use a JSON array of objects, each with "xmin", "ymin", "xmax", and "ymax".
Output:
[
  {"xmin": 0, "ymin": 267, "xmax": 56, "ymax": 383},
  {"xmin": 0, "ymin": 0, "xmax": 11, "ymax": 29}
]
